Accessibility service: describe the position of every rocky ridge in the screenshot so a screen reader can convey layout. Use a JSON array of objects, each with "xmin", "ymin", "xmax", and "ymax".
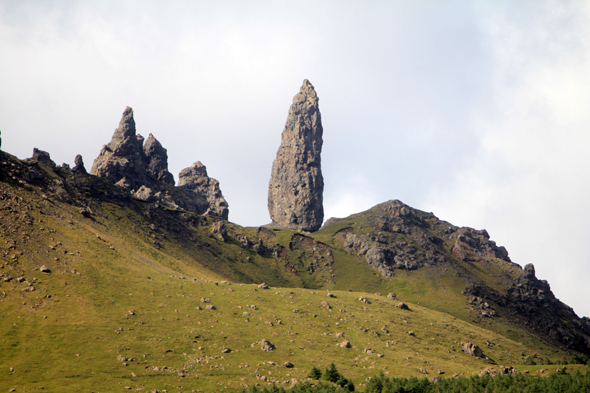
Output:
[
  {"xmin": 90, "ymin": 106, "xmax": 227, "ymax": 219},
  {"xmin": 268, "ymin": 79, "xmax": 324, "ymax": 232}
]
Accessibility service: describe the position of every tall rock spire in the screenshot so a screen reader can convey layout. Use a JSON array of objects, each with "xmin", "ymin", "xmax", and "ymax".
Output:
[
  {"xmin": 90, "ymin": 106, "xmax": 147, "ymax": 189},
  {"xmin": 268, "ymin": 79, "xmax": 324, "ymax": 232}
]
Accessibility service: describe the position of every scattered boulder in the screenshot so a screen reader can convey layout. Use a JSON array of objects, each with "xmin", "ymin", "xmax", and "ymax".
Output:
[
  {"xmin": 387, "ymin": 293, "xmax": 397, "ymax": 300},
  {"xmin": 339, "ymin": 340, "xmax": 352, "ymax": 348},
  {"xmin": 359, "ymin": 296, "xmax": 371, "ymax": 304},
  {"xmin": 205, "ymin": 305, "xmax": 216, "ymax": 311},
  {"xmin": 284, "ymin": 361, "xmax": 294, "ymax": 368},
  {"xmin": 260, "ymin": 339, "xmax": 275, "ymax": 352},
  {"xmin": 461, "ymin": 342, "xmax": 485, "ymax": 358},
  {"xmin": 221, "ymin": 347, "xmax": 231, "ymax": 353},
  {"xmin": 258, "ymin": 283, "xmax": 270, "ymax": 289},
  {"xmin": 321, "ymin": 301, "xmax": 331, "ymax": 309},
  {"xmin": 39, "ymin": 265, "xmax": 51, "ymax": 273},
  {"xmin": 268, "ymin": 79, "xmax": 324, "ymax": 232},
  {"xmin": 397, "ymin": 302, "xmax": 410, "ymax": 310}
]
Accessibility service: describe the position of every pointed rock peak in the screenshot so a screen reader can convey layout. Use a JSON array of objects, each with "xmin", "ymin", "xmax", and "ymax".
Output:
[
  {"xmin": 116, "ymin": 106, "xmax": 136, "ymax": 139},
  {"xmin": 144, "ymin": 133, "xmax": 174, "ymax": 186},
  {"xmin": 293, "ymin": 79, "xmax": 318, "ymax": 105},
  {"xmin": 178, "ymin": 161, "xmax": 208, "ymax": 186}
]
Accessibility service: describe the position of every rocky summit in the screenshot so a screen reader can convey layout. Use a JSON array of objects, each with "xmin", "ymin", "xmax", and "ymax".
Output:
[
  {"xmin": 89, "ymin": 106, "xmax": 228, "ymax": 219},
  {"xmin": 268, "ymin": 79, "xmax": 324, "ymax": 232}
]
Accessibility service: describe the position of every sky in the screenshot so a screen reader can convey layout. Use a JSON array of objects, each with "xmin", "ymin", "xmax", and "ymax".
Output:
[{"xmin": 1, "ymin": 0, "xmax": 590, "ymax": 317}]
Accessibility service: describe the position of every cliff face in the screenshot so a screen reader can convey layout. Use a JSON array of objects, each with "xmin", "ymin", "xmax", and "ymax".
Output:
[{"xmin": 268, "ymin": 79, "xmax": 324, "ymax": 232}]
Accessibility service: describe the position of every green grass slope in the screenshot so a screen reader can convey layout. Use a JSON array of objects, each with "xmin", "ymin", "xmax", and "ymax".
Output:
[{"xmin": 0, "ymin": 152, "xmax": 587, "ymax": 391}]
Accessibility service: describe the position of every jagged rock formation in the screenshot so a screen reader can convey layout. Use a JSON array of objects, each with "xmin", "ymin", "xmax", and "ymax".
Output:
[
  {"xmin": 91, "ymin": 107, "xmax": 147, "ymax": 189},
  {"xmin": 268, "ymin": 79, "xmax": 324, "ymax": 232},
  {"xmin": 176, "ymin": 162, "xmax": 229, "ymax": 220},
  {"xmin": 144, "ymin": 133, "xmax": 174, "ymax": 185},
  {"xmin": 90, "ymin": 107, "xmax": 228, "ymax": 219}
]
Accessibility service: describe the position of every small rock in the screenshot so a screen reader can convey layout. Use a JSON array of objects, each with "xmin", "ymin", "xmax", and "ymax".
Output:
[
  {"xmin": 39, "ymin": 265, "xmax": 51, "ymax": 273},
  {"xmin": 397, "ymin": 302, "xmax": 410, "ymax": 310},
  {"xmin": 387, "ymin": 293, "xmax": 397, "ymax": 300},
  {"xmin": 284, "ymin": 362, "xmax": 294, "ymax": 368},
  {"xmin": 206, "ymin": 305, "xmax": 216, "ymax": 311},
  {"xmin": 258, "ymin": 283, "xmax": 270, "ymax": 289},
  {"xmin": 321, "ymin": 301, "xmax": 331, "ymax": 309},
  {"xmin": 260, "ymin": 339, "xmax": 275, "ymax": 352},
  {"xmin": 408, "ymin": 331, "xmax": 415, "ymax": 337},
  {"xmin": 221, "ymin": 347, "xmax": 231, "ymax": 353},
  {"xmin": 339, "ymin": 340, "xmax": 352, "ymax": 348}
]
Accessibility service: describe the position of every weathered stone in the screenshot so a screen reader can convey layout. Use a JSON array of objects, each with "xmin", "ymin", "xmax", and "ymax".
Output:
[
  {"xmin": 144, "ymin": 133, "xmax": 174, "ymax": 185},
  {"xmin": 321, "ymin": 301, "xmax": 331, "ymax": 309},
  {"xmin": 260, "ymin": 339, "xmax": 275, "ymax": 352},
  {"xmin": 461, "ymin": 341, "xmax": 485, "ymax": 358},
  {"xmin": 258, "ymin": 283, "xmax": 270, "ymax": 289},
  {"xmin": 73, "ymin": 155, "xmax": 87, "ymax": 174},
  {"xmin": 28, "ymin": 148, "xmax": 56, "ymax": 169},
  {"xmin": 268, "ymin": 79, "xmax": 324, "ymax": 232},
  {"xmin": 339, "ymin": 340, "xmax": 352, "ymax": 348},
  {"xmin": 397, "ymin": 302, "xmax": 410, "ymax": 310},
  {"xmin": 177, "ymin": 162, "xmax": 229, "ymax": 219},
  {"xmin": 132, "ymin": 185, "xmax": 155, "ymax": 202},
  {"xmin": 39, "ymin": 265, "xmax": 51, "ymax": 273},
  {"xmin": 91, "ymin": 107, "xmax": 148, "ymax": 190}
]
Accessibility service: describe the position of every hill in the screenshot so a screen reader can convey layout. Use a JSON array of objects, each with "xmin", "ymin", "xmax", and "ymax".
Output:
[{"xmin": 1, "ymin": 147, "xmax": 589, "ymax": 391}]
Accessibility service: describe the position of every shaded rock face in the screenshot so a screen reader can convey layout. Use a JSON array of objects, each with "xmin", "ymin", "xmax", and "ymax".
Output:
[
  {"xmin": 176, "ymin": 162, "xmax": 229, "ymax": 220},
  {"xmin": 268, "ymin": 79, "xmax": 324, "ymax": 232},
  {"xmin": 90, "ymin": 107, "xmax": 147, "ymax": 190},
  {"xmin": 144, "ymin": 133, "xmax": 174, "ymax": 185}
]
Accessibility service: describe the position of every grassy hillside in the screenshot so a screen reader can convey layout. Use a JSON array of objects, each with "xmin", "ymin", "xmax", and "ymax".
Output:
[{"xmin": 0, "ymin": 151, "xmax": 588, "ymax": 391}]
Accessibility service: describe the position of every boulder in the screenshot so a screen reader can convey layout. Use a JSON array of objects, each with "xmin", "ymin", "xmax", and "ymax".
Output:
[
  {"xmin": 268, "ymin": 79, "xmax": 324, "ymax": 232},
  {"xmin": 461, "ymin": 341, "xmax": 485, "ymax": 358},
  {"xmin": 260, "ymin": 339, "xmax": 275, "ymax": 352}
]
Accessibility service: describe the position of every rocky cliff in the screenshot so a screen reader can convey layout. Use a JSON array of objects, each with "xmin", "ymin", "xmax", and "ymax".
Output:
[{"xmin": 268, "ymin": 79, "xmax": 324, "ymax": 232}]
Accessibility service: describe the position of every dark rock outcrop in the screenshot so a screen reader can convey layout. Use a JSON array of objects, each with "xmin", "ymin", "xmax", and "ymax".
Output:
[
  {"xmin": 176, "ymin": 162, "xmax": 228, "ymax": 220},
  {"xmin": 268, "ymin": 79, "xmax": 324, "ymax": 232},
  {"xmin": 144, "ymin": 133, "xmax": 174, "ymax": 185},
  {"xmin": 90, "ymin": 107, "xmax": 147, "ymax": 190},
  {"xmin": 73, "ymin": 154, "xmax": 87, "ymax": 174},
  {"xmin": 90, "ymin": 107, "xmax": 229, "ymax": 219}
]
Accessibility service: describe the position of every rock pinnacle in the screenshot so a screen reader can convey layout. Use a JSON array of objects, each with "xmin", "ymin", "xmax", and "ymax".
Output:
[{"xmin": 268, "ymin": 79, "xmax": 324, "ymax": 232}]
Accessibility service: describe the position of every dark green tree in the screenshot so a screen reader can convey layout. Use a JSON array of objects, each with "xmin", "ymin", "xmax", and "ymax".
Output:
[{"xmin": 308, "ymin": 366, "xmax": 323, "ymax": 380}]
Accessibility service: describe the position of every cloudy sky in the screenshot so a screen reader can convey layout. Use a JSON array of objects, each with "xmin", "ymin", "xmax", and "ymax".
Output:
[{"xmin": 2, "ymin": 1, "xmax": 590, "ymax": 317}]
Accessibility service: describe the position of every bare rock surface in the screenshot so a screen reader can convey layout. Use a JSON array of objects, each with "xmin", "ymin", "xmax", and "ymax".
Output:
[
  {"xmin": 144, "ymin": 133, "xmax": 174, "ymax": 185},
  {"xmin": 176, "ymin": 162, "xmax": 228, "ymax": 219},
  {"xmin": 90, "ymin": 107, "xmax": 229, "ymax": 219},
  {"xmin": 268, "ymin": 79, "xmax": 324, "ymax": 232},
  {"xmin": 91, "ymin": 107, "xmax": 147, "ymax": 190}
]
